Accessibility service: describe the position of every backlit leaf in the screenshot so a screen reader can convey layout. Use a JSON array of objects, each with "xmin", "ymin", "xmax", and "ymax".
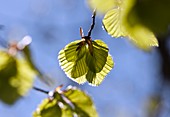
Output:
[
  {"xmin": 0, "ymin": 51, "xmax": 36, "ymax": 104},
  {"xmin": 86, "ymin": 55, "xmax": 114, "ymax": 86},
  {"xmin": 33, "ymin": 86, "xmax": 98, "ymax": 117},
  {"xmin": 102, "ymin": 0, "xmax": 158, "ymax": 50},
  {"xmin": 58, "ymin": 39, "xmax": 113, "ymax": 86},
  {"xmin": 127, "ymin": 25, "xmax": 158, "ymax": 50},
  {"xmin": 33, "ymin": 98, "xmax": 62, "ymax": 117},
  {"xmin": 64, "ymin": 86, "xmax": 98, "ymax": 117},
  {"xmin": 88, "ymin": 0, "xmax": 118, "ymax": 13},
  {"xmin": 60, "ymin": 104, "xmax": 73, "ymax": 117},
  {"xmin": 128, "ymin": 0, "xmax": 170, "ymax": 35},
  {"xmin": 103, "ymin": 8, "xmax": 125, "ymax": 37},
  {"xmin": 121, "ymin": 0, "xmax": 159, "ymax": 50},
  {"xmin": 0, "ymin": 51, "xmax": 18, "ymax": 104},
  {"xmin": 64, "ymin": 40, "xmax": 83, "ymax": 62},
  {"xmin": 86, "ymin": 40, "xmax": 108, "ymax": 73},
  {"xmin": 58, "ymin": 40, "xmax": 88, "ymax": 84}
]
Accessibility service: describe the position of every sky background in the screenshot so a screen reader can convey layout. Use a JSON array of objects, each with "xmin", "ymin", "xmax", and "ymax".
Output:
[{"xmin": 0, "ymin": 0, "xmax": 168, "ymax": 117}]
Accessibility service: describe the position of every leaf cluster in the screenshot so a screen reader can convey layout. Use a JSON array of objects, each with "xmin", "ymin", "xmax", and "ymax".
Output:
[
  {"xmin": 88, "ymin": 0, "xmax": 164, "ymax": 50},
  {"xmin": 0, "ymin": 51, "xmax": 36, "ymax": 104},
  {"xmin": 59, "ymin": 38, "xmax": 114, "ymax": 86},
  {"xmin": 33, "ymin": 86, "xmax": 98, "ymax": 117}
]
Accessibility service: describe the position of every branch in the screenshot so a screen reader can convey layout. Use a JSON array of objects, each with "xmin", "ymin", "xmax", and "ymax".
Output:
[
  {"xmin": 33, "ymin": 86, "xmax": 49, "ymax": 94},
  {"xmin": 87, "ymin": 10, "xmax": 96, "ymax": 37}
]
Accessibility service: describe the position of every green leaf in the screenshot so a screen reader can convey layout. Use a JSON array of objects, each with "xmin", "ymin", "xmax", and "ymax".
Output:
[
  {"xmin": 0, "ymin": 51, "xmax": 18, "ymax": 104},
  {"xmin": 121, "ymin": 0, "xmax": 159, "ymax": 50},
  {"xmin": 71, "ymin": 45, "xmax": 88, "ymax": 78},
  {"xmin": 85, "ymin": 40, "xmax": 113, "ymax": 86},
  {"xmin": 64, "ymin": 86, "xmax": 98, "ymax": 117},
  {"xmin": 33, "ymin": 86, "xmax": 98, "ymax": 117},
  {"xmin": 58, "ymin": 39, "xmax": 114, "ymax": 86},
  {"xmin": 64, "ymin": 40, "xmax": 81, "ymax": 62},
  {"xmin": 23, "ymin": 46, "xmax": 52, "ymax": 85},
  {"xmin": 58, "ymin": 40, "xmax": 88, "ymax": 84},
  {"xmin": 128, "ymin": 0, "xmax": 170, "ymax": 35},
  {"xmin": 102, "ymin": 0, "xmax": 158, "ymax": 50},
  {"xmin": 60, "ymin": 104, "xmax": 73, "ymax": 117},
  {"xmin": 127, "ymin": 25, "xmax": 158, "ymax": 50},
  {"xmin": 0, "ymin": 51, "xmax": 36, "ymax": 104},
  {"xmin": 33, "ymin": 98, "xmax": 62, "ymax": 117},
  {"xmin": 103, "ymin": 8, "xmax": 125, "ymax": 37},
  {"xmin": 86, "ymin": 40, "xmax": 108, "ymax": 73},
  {"xmin": 88, "ymin": 0, "xmax": 118, "ymax": 13},
  {"xmin": 86, "ymin": 54, "xmax": 114, "ymax": 86}
]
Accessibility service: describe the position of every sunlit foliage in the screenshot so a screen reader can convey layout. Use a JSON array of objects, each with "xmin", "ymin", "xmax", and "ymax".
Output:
[
  {"xmin": 33, "ymin": 86, "xmax": 98, "ymax": 117},
  {"xmin": 89, "ymin": 0, "xmax": 160, "ymax": 50}
]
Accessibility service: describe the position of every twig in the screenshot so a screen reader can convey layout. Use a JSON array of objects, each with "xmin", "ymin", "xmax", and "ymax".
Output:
[
  {"xmin": 87, "ymin": 10, "xmax": 96, "ymax": 37},
  {"xmin": 33, "ymin": 86, "xmax": 49, "ymax": 94},
  {"xmin": 80, "ymin": 27, "xmax": 84, "ymax": 38}
]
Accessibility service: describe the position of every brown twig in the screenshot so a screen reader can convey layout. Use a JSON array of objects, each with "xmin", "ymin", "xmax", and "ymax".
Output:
[
  {"xmin": 33, "ymin": 86, "xmax": 49, "ymax": 94},
  {"xmin": 87, "ymin": 10, "xmax": 96, "ymax": 37}
]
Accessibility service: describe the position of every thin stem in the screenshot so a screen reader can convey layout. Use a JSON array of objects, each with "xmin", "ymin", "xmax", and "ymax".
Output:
[
  {"xmin": 87, "ymin": 10, "xmax": 96, "ymax": 37},
  {"xmin": 80, "ymin": 27, "xmax": 84, "ymax": 38},
  {"xmin": 33, "ymin": 86, "xmax": 49, "ymax": 94}
]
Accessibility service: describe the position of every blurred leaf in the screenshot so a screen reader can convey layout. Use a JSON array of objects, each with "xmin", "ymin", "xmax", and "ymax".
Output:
[
  {"xmin": 60, "ymin": 104, "xmax": 73, "ymax": 117},
  {"xmin": 33, "ymin": 86, "xmax": 98, "ymax": 117},
  {"xmin": 128, "ymin": 0, "xmax": 170, "ymax": 35},
  {"xmin": 0, "ymin": 51, "xmax": 18, "ymax": 104},
  {"xmin": 121, "ymin": 0, "xmax": 158, "ymax": 50},
  {"xmin": 23, "ymin": 46, "xmax": 36, "ymax": 70},
  {"xmin": 126, "ymin": 24, "xmax": 158, "ymax": 50},
  {"xmin": 0, "ymin": 51, "xmax": 36, "ymax": 104},
  {"xmin": 147, "ymin": 96, "xmax": 161, "ymax": 117},
  {"xmin": 103, "ymin": 8, "xmax": 125, "ymax": 37},
  {"xmin": 101, "ymin": 0, "xmax": 158, "ymax": 50},
  {"xmin": 64, "ymin": 87, "xmax": 98, "ymax": 117},
  {"xmin": 88, "ymin": 0, "xmax": 121, "ymax": 13},
  {"xmin": 23, "ymin": 46, "xmax": 52, "ymax": 85},
  {"xmin": 89, "ymin": 0, "xmax": 169, "ymax": 38},
  {"xmin": 33, "ymin": 98, "xmax": 62, "ymax": 117},
  {"xmin": 58, "ymin": 39, "xmax": 113, "ymax": 86}
]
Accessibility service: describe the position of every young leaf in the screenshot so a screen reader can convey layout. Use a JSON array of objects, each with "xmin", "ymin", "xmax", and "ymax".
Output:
[
  {"xmin": 60, "ymin": 104, "xmax": 73, "ymax": 117},
  {"xmin": 86, "ymin": 54, "xmax": 114, "ymax": 86},
  {"xmin": 33, "ymin": 98, "xmax": 62, "ymax": 117},
  {"xmin": 88, "ymin": 0, "xmax": 117, "ymax": 13},
  {"xmin": 58, "ymin": 40, "xmax": 88, "ymax": 84},
  {"xmin": 33, "ymin": 86, "xmax": 98, "ymax": 117},
  {"xmin": 58, "ymin": 39, "xmax": 114, "ymax": 86},
  {"xmin": 128, "ymin": 0, "xmax": 170, "ymax": 35},
  {"xmin": 127, "ymin": 25, "xmax": 158, "ymax": 50},
  {"xmin": 102, "ymin": 1, "xmax": 158, "ymax": 50},
  {"xmin": 63, "ymin": 86, "xmax": 98, "ymax": 117},
  {"xmin": 103, "ymin": 8, "xmax": 125, "ymax": 37},
  {"xmin": 0, "ymin": 51, "xmax": 36, "ymax": 104},
  {"xmin": 59, "ymin": 10, "xmax": 114, "ymax": 86},
  {"xmin": 86, "ymin": 40, "xmax": 108, "ymax": 73},
  {"xmin": 84, "ymin": 40, "xmax": 114, "ymax": 86},
  {"xmin": 121, "ymin": 0, "xmax": 159, "ymax": 50}
]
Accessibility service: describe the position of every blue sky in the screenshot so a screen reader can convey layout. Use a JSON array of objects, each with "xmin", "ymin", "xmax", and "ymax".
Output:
[{"xmin": 0, "ymin": 0, "xmax": 163, "ymax": 117}]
